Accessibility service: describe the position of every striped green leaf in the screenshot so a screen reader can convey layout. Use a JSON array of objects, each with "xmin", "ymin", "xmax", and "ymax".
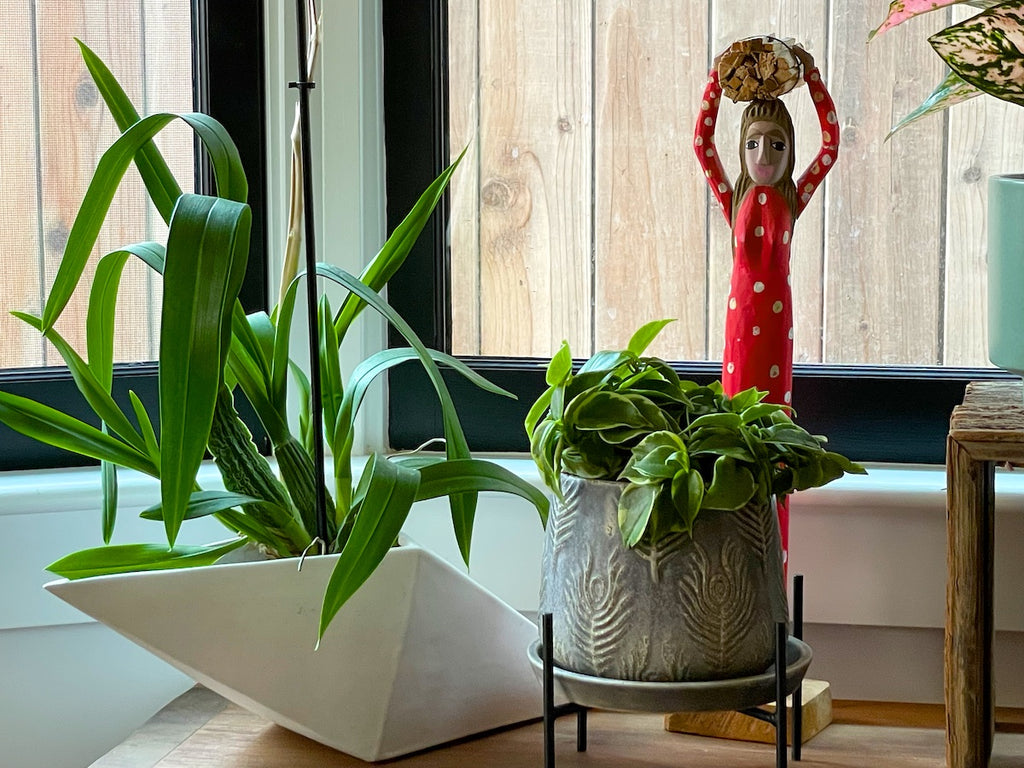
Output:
[
  {"xmin": 319, "ymin": 455, "xmax": 419, "ymax": 640},
  {"xmin": 0, "ymin": 391, "xmax": 157, "ymax": 477},
  {"xmin": 47, "ymin": 539, "xmax": 246, "ymax": 580},
  {"xmin": 332, "ymin": 148, "xmax": 465, "ymax": 341},
  {"xmin": 159, "ymin": 194, "xmax": 251, "ymax": 546}
]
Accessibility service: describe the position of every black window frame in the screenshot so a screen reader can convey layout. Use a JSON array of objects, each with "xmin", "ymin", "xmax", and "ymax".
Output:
[
  {"xmin": 382, "ymin": 0, "xmax": 1013, "ymax": 466},
  {"xmin": 0, "ymin": 0, "xmax": 267, "ymax": 471}
]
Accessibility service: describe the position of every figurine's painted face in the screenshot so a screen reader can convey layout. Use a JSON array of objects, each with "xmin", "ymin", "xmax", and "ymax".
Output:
[{"xmin": 744, "ymin": 120, "xmax": 790, "ymax": 186}]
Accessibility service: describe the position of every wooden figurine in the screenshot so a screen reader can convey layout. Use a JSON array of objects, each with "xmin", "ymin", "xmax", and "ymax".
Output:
[{"xmin": 694, "ymin": 37, "xmax": 839, "ymax": 562}]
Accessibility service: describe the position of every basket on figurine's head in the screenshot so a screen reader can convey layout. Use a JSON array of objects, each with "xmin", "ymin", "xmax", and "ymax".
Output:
[{"xmin": 717, "ymin": 36, "xmax": 802, "ymax": 102}]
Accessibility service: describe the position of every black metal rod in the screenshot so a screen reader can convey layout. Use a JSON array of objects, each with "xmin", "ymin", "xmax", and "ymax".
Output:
[
  {"xmin": 290, "ymin": 0, "xmax": 329, "ymax": 545},
  {"xmin": 542, "ymin": 613, "xmax": 555, "ymax": 768},
  {"xmin": 776, "ymin": 620, "xmax": 787, "ymax": 768},
  {"xmin": 576, "ymin": 708, "xmax": 587, "ymax": 752},
  {"xmin": 794, "ymin": 573, "xmax": 804, "ymax": 761}
]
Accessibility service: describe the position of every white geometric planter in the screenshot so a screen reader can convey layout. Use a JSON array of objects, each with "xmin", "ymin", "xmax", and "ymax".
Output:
[{"xmin": 44, "ymin": 539, "xmax": 543, "ymax": 761}]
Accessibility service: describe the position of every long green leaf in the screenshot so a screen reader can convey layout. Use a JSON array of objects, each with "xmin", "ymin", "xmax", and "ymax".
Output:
[
  {"xmin": 140, "ymin": 490, "xmax": 268, "ymax": 521},
  {"xmin": 317, "ymin": 264, "xmax": 478, "ymax": 562},
  {"xmin": 411, "ymin": 458, "xmax": 549, "ymax": 526},
  {"xmin": 332, "ymin": 148, "xmax": 465, "ymax": 341},
  {"xmin": 0, "ymin": 391, "xmax": 157, "ymax": 476},
  {"xmin": 11, "ymin": 312, "xmax": 148, "ymax": 455},
  {"xmin": 47, "ymin": 539, "xmax": 245, "ymax": 580},
  {"xmin": 42, "ymin": 111, "xmax": 246, "ymax": 331},
  {"xmin": 626, "ymin": 319, "xmax": 675, "ymax": 357},
  {"xmin": 101, "ymin": 460, "xmax": 118, "ymax": 544},
  {"xmin": 159, "ymin": 194, "xmax": 251, "ymax": 546},
  {"xmin": 76, "ymin": 39, "xmax": 182, "ymax": 222},
  {"xmin": 319, "ymin": 295, "xmax": 344, "ymax": 452},
  {"xmin": 319, "ymin": 456, "xmax": 420, "ymax": 639}
]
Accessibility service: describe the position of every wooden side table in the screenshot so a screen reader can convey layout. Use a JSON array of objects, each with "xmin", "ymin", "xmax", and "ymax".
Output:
[{"xmin": 946, "ymin": 380, "xmax": 1024, "ymax": 768}]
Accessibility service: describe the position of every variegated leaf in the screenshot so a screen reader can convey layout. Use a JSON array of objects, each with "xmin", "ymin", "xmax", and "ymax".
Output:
[
  {"xmin": 889, "ymin": 70, "xmax": 983, "ymax": 136},
  {"xmin": 930, "ymin": 1, "xmax": 1024, "ymax": 106},
  {"xmin": 869, "ymin": 0, "xmax": 1001, "ymax": 41}
]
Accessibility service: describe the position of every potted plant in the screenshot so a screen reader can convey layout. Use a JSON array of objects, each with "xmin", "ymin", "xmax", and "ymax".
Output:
[
  {"xmin": 0, "ymin": 38, "xmax": 550, "ymax": 761},
  {"xmin": 526, "ymin": 319, "xmax": 865, "ymax": 682},
  {"xmin": 870, "ymin": 0, "xmax": 1024, "ymax": 383}
]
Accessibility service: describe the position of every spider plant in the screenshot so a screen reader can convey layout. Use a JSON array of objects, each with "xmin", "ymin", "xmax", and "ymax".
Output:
[{"xmin": 0, "ymin": 40, "xmax": 547, "ymax": 640}]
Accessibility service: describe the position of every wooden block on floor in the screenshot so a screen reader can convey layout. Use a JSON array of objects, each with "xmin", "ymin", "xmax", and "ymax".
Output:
[{"xmin": 664, "ymin": 679, "xmax": 832, "ymax": 746}]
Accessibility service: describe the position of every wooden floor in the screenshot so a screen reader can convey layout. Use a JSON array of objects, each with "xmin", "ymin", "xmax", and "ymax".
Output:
[{"xmin": 94, "ymin": 688, "xmax": 1024, "ymax": 768}]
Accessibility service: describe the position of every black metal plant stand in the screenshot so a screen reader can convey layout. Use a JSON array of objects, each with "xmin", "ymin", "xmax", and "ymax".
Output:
[{"xmin": 541, "ymin": 574, "xmax": 807, "ymax": 768}]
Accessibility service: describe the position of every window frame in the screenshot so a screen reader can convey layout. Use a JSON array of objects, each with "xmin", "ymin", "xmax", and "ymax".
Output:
[
  {"xmin": 383, "ymin": 0, "xmax": 1013, "ymax": 466},
  {"xmin": 0, "ymin": 0, "xmax": 268, "ymax": 471}
]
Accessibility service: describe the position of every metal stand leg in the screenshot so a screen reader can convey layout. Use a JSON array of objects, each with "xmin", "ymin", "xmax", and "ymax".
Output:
[
  {"xmin": 542, "ymin": 613, "xmax": 556, "ymax": 768},
  {"xmin": 776, "ymin": 620, "xmax": 788, "ymax": 768},
  {"xmin": 793, "ymin": 574, "xmax": 804, "ymax": 762},
  {"xmin": 541, "ymin": 613, "xmax": 588, "ymax": 768}
]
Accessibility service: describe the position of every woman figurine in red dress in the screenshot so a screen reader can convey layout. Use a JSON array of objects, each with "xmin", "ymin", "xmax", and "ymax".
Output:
[{"xmin": 694, "ymin": 42, "xmax": 839, "ymax": 562}]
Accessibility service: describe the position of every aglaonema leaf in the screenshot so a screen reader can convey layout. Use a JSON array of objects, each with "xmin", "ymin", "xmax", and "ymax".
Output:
[
  {"xmin": 868, "ymin": 0, "xmax": 997, "ymax": 40},
  {"xmin": 159, "ymin": 194, "xmax": 251, "ymax": 546},
  {"xmin": 930, "ymin": 1, "xmax": 1024, "ymax": 107},
  {"xmin": 887, "ymin": 70, "xmax": 982, "ymax": 137}
]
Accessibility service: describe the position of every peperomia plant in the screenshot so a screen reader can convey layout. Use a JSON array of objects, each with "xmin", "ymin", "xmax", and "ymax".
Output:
[
  {"xmin": 0, "ymin": 40, "xmax": 547, "ymax": 640},
  {"xmin": 526, "ymin": 320, "xmax": 865, "ymax": 548},
  {"xmin": 870, "ymin": 0, "xmax": 1024, "ymax": 135}
]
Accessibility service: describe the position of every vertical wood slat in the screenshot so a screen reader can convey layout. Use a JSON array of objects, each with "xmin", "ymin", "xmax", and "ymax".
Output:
[
  {"xmin": 476, "ymin": 0, "xmax": 592, "ymax": 358},
  {"xmin": 142, "ymin": 0, "xmax": 194, "ymax": 361},
  {"xmin": 707, "ymin": 3, "xmax": 828, "ymax": 366},
  {"xmin": 448, "ymin": 1, "xmax": 999, "ymax": 369},
  {"xmin": 825, "ymin": 0, "xmax": 946, "ymax": 365},
  {"xmin": 592, "ymin": 0, "xmax": 709, "ymax": 360},
  {"xmin": 0, "ymin": 1, "xmax": 45, "ymax": 368},
  {"xmin": 36, "ymin": 0, "xmax": 149, "ymax": 364},
  {"xmin": 448, "ymin": 0, "xmax": 481, "ymax": 355}
]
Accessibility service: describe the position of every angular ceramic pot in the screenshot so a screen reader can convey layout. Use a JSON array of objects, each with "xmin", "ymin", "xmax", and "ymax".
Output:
[
  {"xmin": 539, "ymin": 474, "xmax": 787, "ymax": 682},
  {"xmin": 989, "ymin": 173, "xmax": 1024, "ymax": 385},
  {"xmin": 45, "ymin": 539, "xmax": 543, "ymax": 761}
]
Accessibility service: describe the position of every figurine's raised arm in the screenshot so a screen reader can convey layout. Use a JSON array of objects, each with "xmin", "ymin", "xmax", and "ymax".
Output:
[
  {"xmin": 694, "ymin": 68, "xmax": 734, "ymax": 226},
  {"xmin": 792, "ymin": 46, "xmax": 839, "ymax": 217}
]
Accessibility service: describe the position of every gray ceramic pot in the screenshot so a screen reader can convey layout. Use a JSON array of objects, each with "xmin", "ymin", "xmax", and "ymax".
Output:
[{"xmin": 539, "ymin": 473, "xmax": 788, "ymax": 682}]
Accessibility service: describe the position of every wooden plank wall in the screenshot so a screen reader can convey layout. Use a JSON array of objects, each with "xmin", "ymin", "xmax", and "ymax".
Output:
[
  {"xmin": 0, "ymin": 0, "xmax": 193, "ymax": 371},
  {"xmin": 448, "ymin": 0, "xmax": 1017, "ymax": 368}
]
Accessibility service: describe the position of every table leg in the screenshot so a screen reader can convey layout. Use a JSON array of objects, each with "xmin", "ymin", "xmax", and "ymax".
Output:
[{"xmin": 945, "ymin": 436, "xmax": 995, "ymax": 768}]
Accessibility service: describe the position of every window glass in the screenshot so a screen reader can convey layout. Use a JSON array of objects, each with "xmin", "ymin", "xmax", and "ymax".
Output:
[
  {"xmin": 445, "ymin": 0, "xmax": 1024, "ymax": 369},
  {"xmin": 0, "ymin": 1, "xmax": 194, "ymax": 371}
]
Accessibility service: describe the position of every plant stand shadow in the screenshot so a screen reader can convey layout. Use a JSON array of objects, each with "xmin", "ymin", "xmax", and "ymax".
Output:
[{"xmin": 534, "ymin": 575, "xmax": 810, "ymax": 768}]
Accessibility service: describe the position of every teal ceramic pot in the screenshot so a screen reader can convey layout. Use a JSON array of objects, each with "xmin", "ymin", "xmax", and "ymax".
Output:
[{"xmin": 989, "ymin": 174, "xmax": 1024, "ymax": 381}]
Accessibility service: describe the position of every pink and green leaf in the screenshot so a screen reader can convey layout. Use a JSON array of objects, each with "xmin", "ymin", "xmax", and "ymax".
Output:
[
  {"xmin": 929, "ymin": 1, "xmax": 1024, "ymax": 107},
  {"xmin": 869, "ymin": 0, "xmax": 1002, "ymax": 40}
]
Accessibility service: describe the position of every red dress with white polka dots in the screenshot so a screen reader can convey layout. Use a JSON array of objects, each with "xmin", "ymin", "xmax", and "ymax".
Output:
[{"xmin": 694, "ymin": 66, "xmax": 839, "ymax": 558}]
